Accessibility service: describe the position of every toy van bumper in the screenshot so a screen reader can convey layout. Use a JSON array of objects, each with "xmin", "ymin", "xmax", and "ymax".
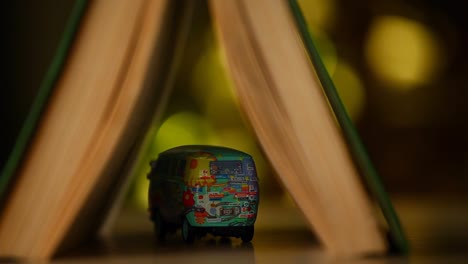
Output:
[
  {"xmin": 196, "ymin": 225, "xmax": 253, "ymax": 237},
  {"xmin": 184, "ymin": 208, "xmax": 258, "ymax": 228}
]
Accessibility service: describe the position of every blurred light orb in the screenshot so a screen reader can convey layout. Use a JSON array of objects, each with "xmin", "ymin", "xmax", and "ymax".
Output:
[
  {"xmin": 365, "ymin": 16, "xmax": 441, "ymax": 90},
  {"xmin": 332, "ymin": 61, "xmax": 366, "ymax": 120},
  {"xmin": 191, "ymin": 35, "xmax": 239, "ymax": 112},
  {"xmin": 298, "ymin": 0, "xmax": 338, "ymax": 75},
  {"xmin": 190, "ymin": 32, "xmax": 245, "ymax": 128},
  {"xmin": 153, "ymin": 111, "xmax": 218, "ymax": 154},
  {"xmin": 212, "ymin": 129, "xmax": 256, "ymax": 158},
  {"xmin": 313, "ymin": 30, "xmax": 338, "ymax": 75},
  {"xmin": 298, "ymin": 0, "xmax": 336, "ymax": 31},
  {"xmin": 134, "ymin": 172, "xmax": 149, "ymax": 209},
  {"xmin": 133, "ymin": 112, "xmax": 219, "ymax": 208}
]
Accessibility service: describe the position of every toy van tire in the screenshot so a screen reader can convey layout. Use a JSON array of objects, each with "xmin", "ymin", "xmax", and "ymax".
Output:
[
  {"xmin": 241, "ymin": 226, "xmax": 254, "ymax": 243},
  {"xmin": 182, "ymin": 218, "xmax": 195, "ymax": 243},
  {"xmin": 152, "ymin": 209, "xmax": 167, "ymax": 241}
]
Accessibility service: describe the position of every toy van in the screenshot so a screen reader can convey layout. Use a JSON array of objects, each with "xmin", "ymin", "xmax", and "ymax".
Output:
[{"xmin": 147, "ymin": 145, "xmax": 259, "ymax": 243}]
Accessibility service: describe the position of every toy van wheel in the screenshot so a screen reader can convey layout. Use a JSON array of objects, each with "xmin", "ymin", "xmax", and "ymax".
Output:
[
  {"xmin": 241, "ymin": 226, "xmax": 254, "ymax": 243},
  {"xmin": 153, "ymin": 209, "xmax": 166, "ymax": 241},
  {"xmin": 182, "ymin": 218, "xmax": 195, "ymax": 243}
]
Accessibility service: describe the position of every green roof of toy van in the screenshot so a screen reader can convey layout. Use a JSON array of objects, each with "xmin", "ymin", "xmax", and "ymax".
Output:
[{"xmin": 159, "ymin": 145, "xmax": 252, "ymax": 160}]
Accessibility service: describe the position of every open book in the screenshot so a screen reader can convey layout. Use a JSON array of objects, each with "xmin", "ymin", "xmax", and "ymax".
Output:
[
  {"xmin": 0, "ymin": 0, "xmax": 407, "ymax": 260},
  {"xmin": 210, "ymin": 0, "xmax": 407, "ymax": 257},
  {"xmin": 0, "ymin": 0, "xmax": 178, "ymax": 259}
]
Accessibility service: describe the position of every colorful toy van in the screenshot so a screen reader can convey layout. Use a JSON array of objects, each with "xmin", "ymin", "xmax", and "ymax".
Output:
[{"xmin": 147, "ymin": 145, "xmax": 259, "ymax": 243}]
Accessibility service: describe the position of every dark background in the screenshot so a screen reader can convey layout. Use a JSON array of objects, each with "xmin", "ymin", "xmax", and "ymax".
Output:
[
  {"xmin": 2, "ymin": 0, "xmax": 467, "ymax": 201},
  {"xmin": 331, "ymin": 0, "xmax": 468, "ymax": 193}
]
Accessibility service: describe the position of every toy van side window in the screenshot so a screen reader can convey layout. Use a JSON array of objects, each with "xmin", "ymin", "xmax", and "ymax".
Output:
[
  {"xmin": 244, "ymin": 158, "xmax": 258, "ymax": 180},
  {"xmin": 167, "ymin": 159, "xmax": 179, "ymax": 179},
  {"xmin": 176, "ymin": 159, "xmax": 186, "ymax": 178},
  {"xmin": 153, "ymin": 156, "xmax": 170, "ymax": 178}
]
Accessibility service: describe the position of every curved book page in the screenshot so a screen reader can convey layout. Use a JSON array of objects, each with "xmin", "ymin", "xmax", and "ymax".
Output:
[
  {"xmin": 0, "ymin": 0, "xmax": 88, "ymax": 209},
  {"xmin": 211, "ymin": 0, "xmax": 390, "ymax": 257},
  {"xmin": 288, "ymin": 0, "xmax": 408, "ymax": 255}
]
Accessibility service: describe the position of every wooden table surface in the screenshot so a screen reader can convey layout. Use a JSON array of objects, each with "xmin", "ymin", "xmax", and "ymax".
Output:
[{"xmin": 53, "ymin": 195, "xmax": 468, "ymax": 264}]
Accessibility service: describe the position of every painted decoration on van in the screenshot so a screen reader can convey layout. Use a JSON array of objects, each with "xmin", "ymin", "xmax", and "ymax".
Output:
[
  {"xmin": 186, "ymin": 156, "xmax": 216, "ymax": 188},
  {"xmin": 182, "ymin": 156, "xmax": 259, "ymax": 227},
  {"xmin": 149, "ymin": 146, "xmax": 259, "ymax": 239},
  {"xmin": 183, "ymin": 189, "xmax": 195, "ymax": 208}
]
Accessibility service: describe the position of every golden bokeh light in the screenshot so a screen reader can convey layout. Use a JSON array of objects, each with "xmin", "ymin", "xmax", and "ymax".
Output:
[
  {"xmin": 133, "ymin": 170, "xmax": 150, "ymax": 209},
  {"xmin": 365, "ymin": 15, "xmax": 442, "ymax": 90},
  {"xmin": 332, "ymin": 61, "xmax": 366, "ymax": 121},
  {"xmin": 296, "ymin": 0, "xmax": 339, "ymax": 77},
  {"xmin": 132, "ymin": 112, "xmax": 219, "ymax": 208},
  {"xmin": 191, "ymin": 32, "xmax": 239, "ymax": 113},
  {"xmin": 153, "ymin": 112, "xmax": 218, "ymax": 154},
  {"xmin": 312, "ymin": 30, "xmax": 338, "ymax": 76},
  {"xmin": 297, "ymin": 0, "xmax": 336, "ymax": 31}
]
